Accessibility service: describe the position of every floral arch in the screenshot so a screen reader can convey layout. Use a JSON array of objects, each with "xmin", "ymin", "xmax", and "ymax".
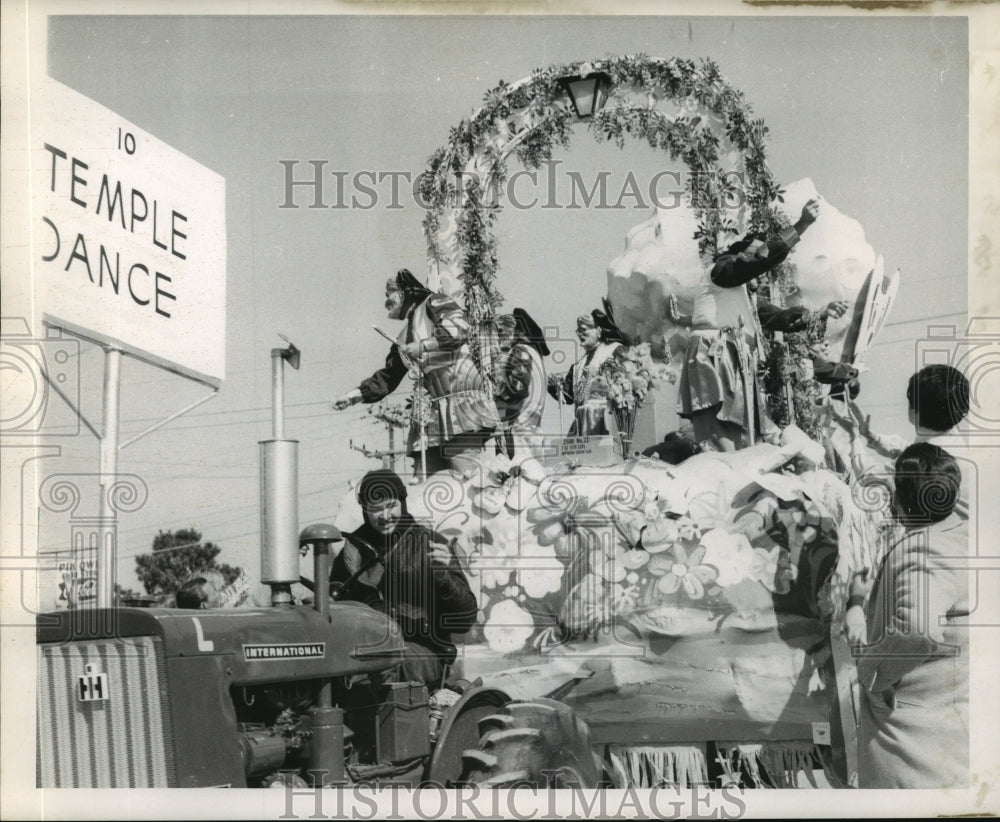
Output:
[{"xmin": 418, "ymin": 55, "xmax": 789, "ymax": 323}]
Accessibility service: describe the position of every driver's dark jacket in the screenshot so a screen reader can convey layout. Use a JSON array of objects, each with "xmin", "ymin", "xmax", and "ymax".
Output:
[{"xmin": 330, "ymin": 521, "xmax": 477, "ymax": 662}]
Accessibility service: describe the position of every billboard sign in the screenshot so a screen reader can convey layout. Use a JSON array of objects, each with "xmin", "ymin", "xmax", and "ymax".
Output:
[{"xmin": 30, "ymin": 79, "xmax": 226, "ymax": 385}]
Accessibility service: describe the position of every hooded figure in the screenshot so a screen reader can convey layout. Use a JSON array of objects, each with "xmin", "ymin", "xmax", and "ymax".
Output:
[
  {"xmin": 330, "ymin": 469, "xmax": 478, "ymax": 686},
  {"xmin": 494, "ymin": 307, "xmax": 549, "ymax": 457},
  {"xmin": 332, "ymin": 269, "xmax": 499, "ymax": 476},
  {"xmin": 547, "ymin": 300, "xmax": 627, "ymax": 436}
]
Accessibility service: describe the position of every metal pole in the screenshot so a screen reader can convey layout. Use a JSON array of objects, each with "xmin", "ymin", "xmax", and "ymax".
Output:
[
  {"xmin": 272, "ymin": 349, "xmax": 285, "ymax": 439},
  {"xmin": 304, "ymin": 527, "xmax": 344, "ymax": 786},
  {"xmin": 385, "ymin": 424, "xmax": 394, "ymax": 471},
  {"xmin": 118, "ymin": 387, "xmax": 219, "ymax": 451},
  {"xmin": 97, "ymin": 348, "xmax": 122, "ymax": 609},
  {"xmin": 557, "ymin": 382, "xmax": 565, "ymax": 435},
  {"xmin": 262, "ymin": 342, "xmax": 300, "ymax": 608}
]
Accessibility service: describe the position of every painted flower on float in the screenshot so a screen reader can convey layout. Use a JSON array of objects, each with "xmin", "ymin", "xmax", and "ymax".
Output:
[
  {"xmin": 614, "ymin": 495, "xmax": 688, "ymax": 552},
  {"xmin": 526, "ymin": 483, "xmax": 613, "ymax": 562},
  {"xmin": 466, "ymin": 452, "xmax": 543, "ymax": 516},
  {"xmin": 406, "ymin": 432, "xmax": 858, "ymax": 649},
  {"xmin": 649, "ymin": 544, "xmax": 720, "ymax": 601},
  {"xmin": 484, "ymin": 599, "xmax": 536, "ymax": 654},
  {"xmin": 698, "ymin": 528, "xmax": 756, "ymax": 588},
  {"xmin": 512, "ymin": 542, "xmax": 565, "ymax": 599},
  {"xmin": 589, "ymin": 541, "xmax": 629, "ymax": 585}
]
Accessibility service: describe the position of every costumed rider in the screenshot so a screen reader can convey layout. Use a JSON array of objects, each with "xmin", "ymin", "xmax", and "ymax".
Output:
[
  {"xmin": 547, "ymin": 300, "xmax": 627, "ymax": 436},
  {"xmin": 666, "ymin": 198, "xmax": 822, "ymax": 452},
  {"xmin": 333, "ymin": 269, "xmax": 498, "ymax": 475},
  {"xmin": 331, "ymin": 469, "xmax": 478, "ymax": 687},
  {"xmin": 493, "ymin": 308, "xmax": 549, "ymax": 458}
]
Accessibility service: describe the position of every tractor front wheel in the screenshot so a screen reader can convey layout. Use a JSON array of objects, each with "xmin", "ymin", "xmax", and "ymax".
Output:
[{"xmin": 457, "ymin": 697, "xmax": 600, "ymax": 788}]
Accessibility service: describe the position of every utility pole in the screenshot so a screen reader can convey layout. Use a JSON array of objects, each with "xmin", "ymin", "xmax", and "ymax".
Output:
[
  {"xmin": 350, "ymin": 402, "xmax": 408, "ymax": 474},
  {"xmin": 348, "ymin": 437, "xmax": 407, "ymax": 473}
]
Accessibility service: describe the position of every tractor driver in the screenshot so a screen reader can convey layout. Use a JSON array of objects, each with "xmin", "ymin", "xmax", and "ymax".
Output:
[{"xmin": 331, "ymin": 469, "xmax": 478, "ymax": 687}]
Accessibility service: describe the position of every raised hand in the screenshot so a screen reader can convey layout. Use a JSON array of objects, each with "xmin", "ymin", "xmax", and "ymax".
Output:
[
  {"xmin": 823, "ymin": 299, "xmax": 849, "ymax": 319},
  {"xmin": 829, "ymin": 403, "xmax": 858, "ymax": 436},
  {"xmin": 332, "ymin": 389, "xmax": 362, "ymax": 410},
  {"xmin": 399, "ymin": 341, "xmax": 424, "ymax": 361},
  {"xmin": 795, "ymin": 197, "xmax": 821, "ymax": 234},
  {"xmin": 847, "ymin": 399, "xmax": 873, "ymax": 441}
]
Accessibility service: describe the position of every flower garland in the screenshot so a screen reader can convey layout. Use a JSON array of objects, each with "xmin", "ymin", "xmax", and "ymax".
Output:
[{"xmin": 421, "ymin": 55, "xmax": 786, "ymax": 321}]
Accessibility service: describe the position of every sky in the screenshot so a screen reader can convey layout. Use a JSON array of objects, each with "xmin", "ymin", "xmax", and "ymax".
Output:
[{"xmin": 21, "ymin": 12, "xmax": 970, "ymax": 590}]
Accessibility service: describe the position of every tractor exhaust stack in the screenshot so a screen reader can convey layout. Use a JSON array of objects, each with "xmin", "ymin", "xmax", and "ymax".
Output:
[{"xmin": 260, "ymin": 338, "xmax": 301, "ymax": 607}]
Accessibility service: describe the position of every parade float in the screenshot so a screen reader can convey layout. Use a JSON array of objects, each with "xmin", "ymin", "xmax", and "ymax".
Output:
[
  {"xmin": 35, "ymin": 56, "xmax": 900, "ymax": 791},
  {"xmin": 338, "ymin": 55, "xmax": 900, "ymax": 787}
]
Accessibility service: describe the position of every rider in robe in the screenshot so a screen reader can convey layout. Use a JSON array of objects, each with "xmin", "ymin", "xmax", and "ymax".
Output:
[
  {"xmin": 547, "ymin": 301, "xmax": 627, "ymax": 436},
  {"xmin": 333, "ymin": 269, "xmax": 498, "ymax": 475},
  {"xmin": 493, "ymin": 308, "xmax": 549, "ymax": 458},
  {"xmin": 667, "ymin": 199, "xmax": 821, "ymax": 451}
]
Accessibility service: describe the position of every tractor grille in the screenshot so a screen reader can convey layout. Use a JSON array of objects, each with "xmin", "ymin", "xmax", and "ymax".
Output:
[{"xmin": 37, "ymin": 635, "xmax": 176, "ymax": 787}]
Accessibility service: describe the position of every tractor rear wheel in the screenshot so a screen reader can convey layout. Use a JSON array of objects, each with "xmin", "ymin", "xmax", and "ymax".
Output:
[{"xmin": 457, "ymin": 697, "xmax": 600, "ymax": 788}]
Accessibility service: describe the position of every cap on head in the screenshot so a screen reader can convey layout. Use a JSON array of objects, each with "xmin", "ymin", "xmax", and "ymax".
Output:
[
  {"xmin": 356, "ymin": 469, "xmax": 408, "ymax": 509},
  {"xmin": 394, "ymin": 268, "xmax": 431, "ymax": 299},
  {"xmin": 591, "ymin": 299, "xmax": 627, "ymax": 344},
  {"xmin": 512, "ymin": 307, "xmax": 549, "ymax": 356}
]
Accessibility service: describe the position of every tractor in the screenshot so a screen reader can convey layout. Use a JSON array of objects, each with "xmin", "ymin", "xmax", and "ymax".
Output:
[{"xmin": 35, "ymin": 521, "xmax": 599, "ymax": 789}]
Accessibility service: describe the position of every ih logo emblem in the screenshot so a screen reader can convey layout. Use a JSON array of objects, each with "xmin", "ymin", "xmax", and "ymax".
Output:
[{"xmin": 77, "ymin": 663, "xmax": 110, "ymax": 702}]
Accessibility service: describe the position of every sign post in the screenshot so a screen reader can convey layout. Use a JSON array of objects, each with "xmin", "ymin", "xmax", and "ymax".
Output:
[{"xmin": 97, "ymin": 348, "xmax": 122, "ymax": 608}]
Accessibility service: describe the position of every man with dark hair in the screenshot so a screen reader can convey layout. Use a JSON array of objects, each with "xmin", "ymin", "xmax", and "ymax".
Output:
[
  {"xmin": 906, "ymin": 363, "xmax": 970, "ymax": 435},
  {"xmin": 331, "ymin": 469, "xmax": 478, "ymax": 686},
  {"xmin": 851, "ymin": 443, "xmax": 968, "ymax": 788},
  {"xmin": 332, "ymin": 269, "xmax": 498, "ymax": 475},
  {"xmin": 176, "ymin": 570, "xmax": 226, "ymax": 609},
  {"xmin": 844, "ymin": 363, "xmax": 970, "ymax": 519},
  {"xmin": 854, "ymin": 364, "xmax": 970, "ymax": 457}
]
